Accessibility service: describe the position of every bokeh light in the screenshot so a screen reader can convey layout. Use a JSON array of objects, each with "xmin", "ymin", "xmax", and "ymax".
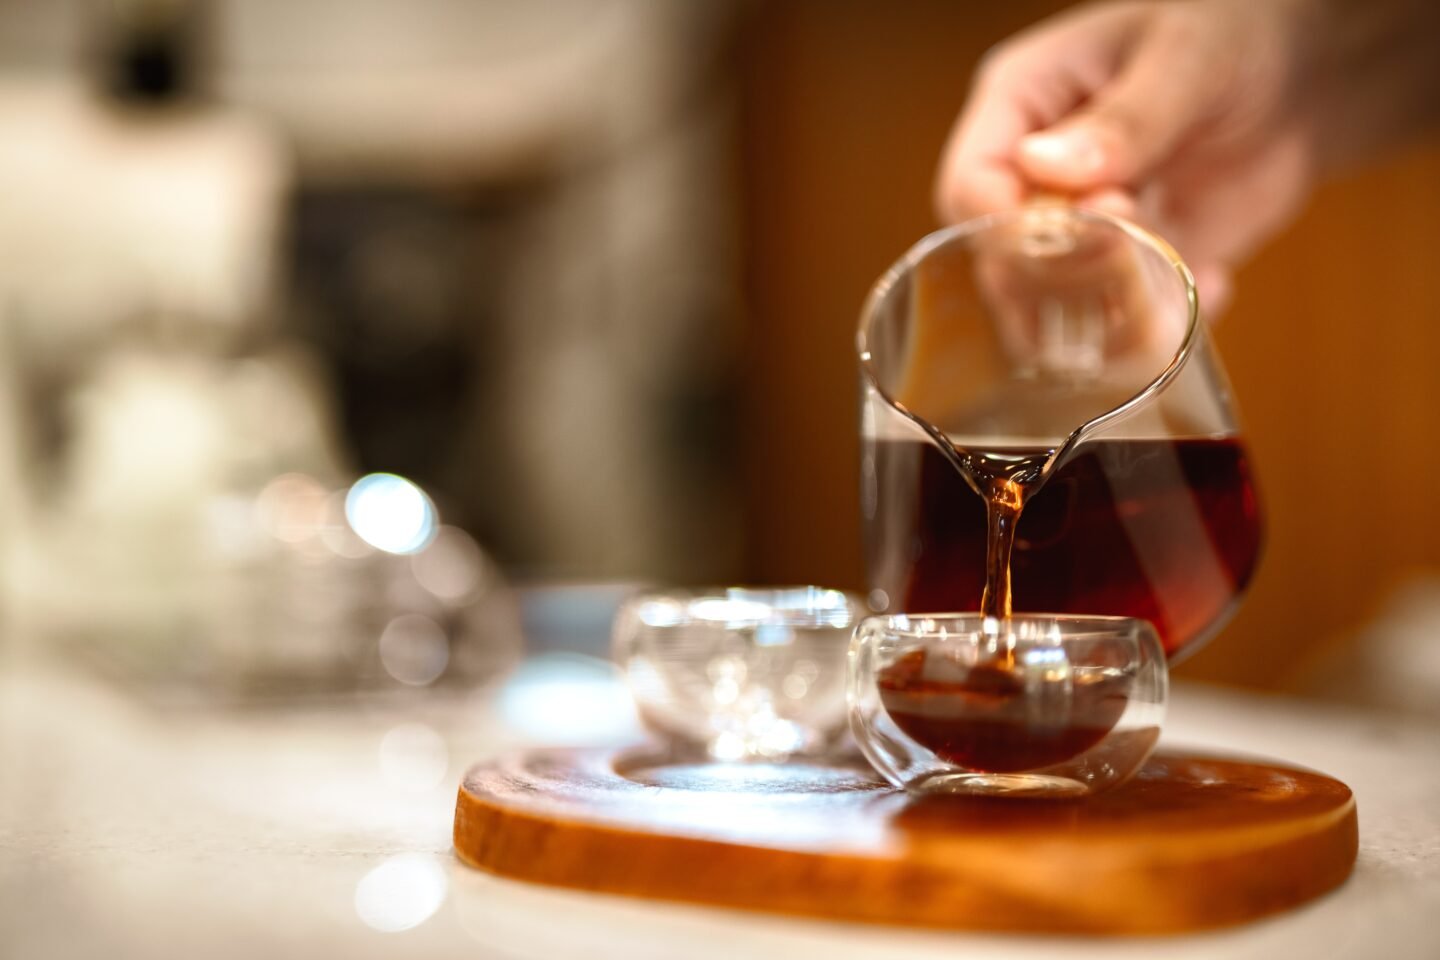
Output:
[
  {"xmin": 378, "ymin": 614, "xmax": 449, "ymax": 686},
  {"xmin": 353, "ymin": 853, "xmax": 448, "ymax": 932},
  {"xmin": 409, "ymin": 525, "xmax": 485, "ymax": 603},
  {"xmin": 344, "ymin": 473, "xmax": 438, "ymax": 555}
]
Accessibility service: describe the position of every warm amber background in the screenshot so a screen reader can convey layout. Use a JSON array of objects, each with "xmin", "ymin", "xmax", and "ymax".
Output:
[{"xmin": 735, "ymin": 0, "xmax": 1440, "ymax": 689}]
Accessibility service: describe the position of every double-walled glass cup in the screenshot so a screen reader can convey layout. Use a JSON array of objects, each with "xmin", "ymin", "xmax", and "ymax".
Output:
[
  {"xmin": 614, "ymin": 587, "xmax": 861, "ymax": 761},
  {"xmin": 859, "ymin": 208, "xmax": 1262, "ymax": 661},
  {"xmin": 849, "ymin": 613, "xmax": 1166, "ymax": 797}
]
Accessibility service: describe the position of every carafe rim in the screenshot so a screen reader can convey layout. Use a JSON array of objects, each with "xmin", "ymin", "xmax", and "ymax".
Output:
[{"xmin": 856, "ymin": 207, "xmax": 1201, "ymax": 462}]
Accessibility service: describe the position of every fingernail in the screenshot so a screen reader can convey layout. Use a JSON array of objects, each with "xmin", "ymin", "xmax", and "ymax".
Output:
[{"xmin": 1020, "ymin": 130, "xmax": 1105, "ymax": 176}]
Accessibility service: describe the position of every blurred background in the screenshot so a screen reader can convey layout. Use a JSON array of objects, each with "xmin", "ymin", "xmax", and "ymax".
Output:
[{"xmin": 0, "ymin": 0, "xmax": 1437, "ymax": 701}]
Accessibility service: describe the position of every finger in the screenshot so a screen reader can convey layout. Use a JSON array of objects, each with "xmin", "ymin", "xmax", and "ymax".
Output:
[
  {"xmin": 1016, "ymin": 12, "xmax": 1215, "ymax": 191},
  {"xmin": 934, "ymin": 71, "xmax": 1030, "ymax": 222},
  {"xmin": 937, "ymin": 6, "xmax": 1145, "ymax": 222}
]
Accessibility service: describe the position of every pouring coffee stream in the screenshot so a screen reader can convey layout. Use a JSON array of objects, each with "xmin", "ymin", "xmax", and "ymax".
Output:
[
  {"xmin": 947, "ymin": 442, "xmax": 1051, "ymax": 622},
  {"xmin": 860, "ymin": 207, "xmax": 1263, "ymax": 772},
  {"xmin": 874, "ymin": 355, "xmax": 1145, "ymax": 771}
]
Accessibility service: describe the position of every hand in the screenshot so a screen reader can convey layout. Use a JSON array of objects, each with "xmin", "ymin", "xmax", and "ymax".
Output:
[{"xmin": 936, "ymin": 0, "xmax": 1326, "ymax": 314}]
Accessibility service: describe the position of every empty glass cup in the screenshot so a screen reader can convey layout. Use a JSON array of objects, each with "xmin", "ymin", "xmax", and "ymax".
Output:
[
  {"xmin": 849, "ymin": 613, "xmax": 1166, "ymax": 796},
  {"xmin": 613, "ymin": 587, "xmax": 861, "ymax": 761}
]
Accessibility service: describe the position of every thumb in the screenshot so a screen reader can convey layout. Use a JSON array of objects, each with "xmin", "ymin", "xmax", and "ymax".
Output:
[{"xmin": 1015, "ymin": 25, "xmax": 1211, "ymax": 190}]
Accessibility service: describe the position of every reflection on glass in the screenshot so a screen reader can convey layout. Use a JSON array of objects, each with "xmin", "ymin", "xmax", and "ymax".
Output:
[{"xmin": 354, "ymin": 853, "xmax": 449, "ymax": 932}]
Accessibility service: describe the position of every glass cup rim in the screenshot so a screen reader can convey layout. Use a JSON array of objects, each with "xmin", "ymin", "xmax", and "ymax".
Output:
[
  {"xmin": 855, "ymin": 206, "xmax": 1201, "ymax": 456},
  {"xmin": 855, "ymin": 611, "xmax": 1160, "ymax": 643},
  {"xmin": 620, "ymin": 585, "xmax": 862, "ymax": 629}
]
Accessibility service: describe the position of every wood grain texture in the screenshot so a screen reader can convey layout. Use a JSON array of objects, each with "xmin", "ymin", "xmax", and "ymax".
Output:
[{"xmin": 453, "ymin": 748, "xmax": 1357, "ymax": 935}]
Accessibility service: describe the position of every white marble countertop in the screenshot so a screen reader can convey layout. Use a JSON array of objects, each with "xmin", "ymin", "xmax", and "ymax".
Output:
[{"xmin": 2, "ymin": 648, "xmax": 1437, "ymax": 960}]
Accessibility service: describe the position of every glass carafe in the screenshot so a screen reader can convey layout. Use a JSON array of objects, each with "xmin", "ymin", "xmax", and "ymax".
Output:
[{"xmin": 858, "ymin": 207, "xmax": 1262, "ymax": 660}]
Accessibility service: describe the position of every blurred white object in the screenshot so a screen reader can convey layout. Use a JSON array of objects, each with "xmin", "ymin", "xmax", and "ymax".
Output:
[
  {"xmin": 0, "ymin": 81, "xmax": 289, "ymax": 344},
  {"xmin": 59, "ymin": 349, "xmax": 343, "ymax": 517},
  {"xmin": 0, "ymin": 55, "xmax": 301, "ymax": 663},
  {"xmin": 30, "ymin": 456, "xmax": 522, "ymax": 696}
]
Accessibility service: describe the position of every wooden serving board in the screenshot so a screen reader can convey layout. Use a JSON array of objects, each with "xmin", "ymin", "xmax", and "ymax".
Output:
[{"xmin": 453, "ymin": 747, "xmax": 1357, "ymax": 935}]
